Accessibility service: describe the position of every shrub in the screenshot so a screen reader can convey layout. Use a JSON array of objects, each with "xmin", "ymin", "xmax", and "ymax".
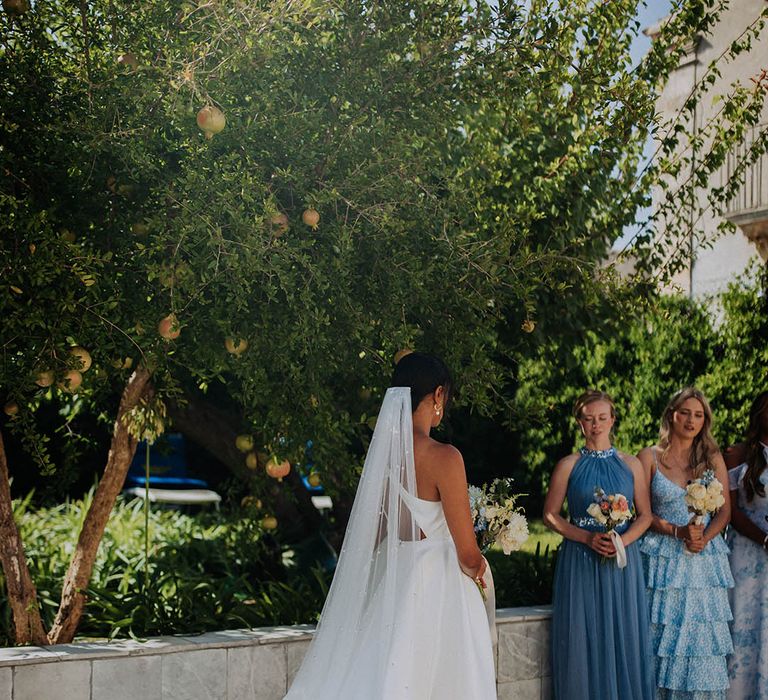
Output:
[{"xmin": 0, "ymin": 491, "xmax": 331, "ymax": 644}]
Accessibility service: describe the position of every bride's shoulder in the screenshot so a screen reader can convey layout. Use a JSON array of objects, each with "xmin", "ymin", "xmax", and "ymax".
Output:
[
  {"xmin": 418, "ymin": 440, "xmax": 464, "ymax": 478},
  {"xmin": 425, "ymin": 440, "xmax": 463, "ymax": 466}
]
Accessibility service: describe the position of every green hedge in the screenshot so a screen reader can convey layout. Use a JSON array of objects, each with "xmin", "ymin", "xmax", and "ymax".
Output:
[
  {"xmin": 0, "ymin": 492, "xmax": 331, "ymax": 645},
  {"xmin": 1, "ymin": 490, "xmax": 558, "ymax": 644}
]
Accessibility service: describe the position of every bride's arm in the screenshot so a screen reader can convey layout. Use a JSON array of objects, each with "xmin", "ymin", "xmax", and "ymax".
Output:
[{"xmin": 436, "ymin": 445, "xmax": 485, "ymax": 579}]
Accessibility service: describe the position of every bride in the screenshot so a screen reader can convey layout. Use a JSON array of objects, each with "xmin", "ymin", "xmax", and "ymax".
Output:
[{"xmin": 284, "ymin": 352, "xmax": 497, "ymax": 699}]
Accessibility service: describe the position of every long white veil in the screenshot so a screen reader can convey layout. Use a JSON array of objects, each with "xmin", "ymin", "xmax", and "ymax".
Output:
[{"xmin": 285, "ymin": 387, "xmax": 420, "ymax": 698}]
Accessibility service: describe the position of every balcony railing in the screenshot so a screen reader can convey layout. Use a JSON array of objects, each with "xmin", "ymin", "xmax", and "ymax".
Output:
[{"xmin": 722, "ymin": 122, "xmax": 768, "ymax": 220}]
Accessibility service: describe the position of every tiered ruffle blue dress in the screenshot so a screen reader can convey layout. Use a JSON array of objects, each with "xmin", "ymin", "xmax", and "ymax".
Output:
[
  {"xmin": 726, "ymin": 463, "xmax": 768, "ymax": 699},
  {"xmin": 640, "ymin": 460, "xmax": 733, "ymax": 700},
  {"xmin": 551, "ymin": 447, "xmax": 654, "ymax": 700}
]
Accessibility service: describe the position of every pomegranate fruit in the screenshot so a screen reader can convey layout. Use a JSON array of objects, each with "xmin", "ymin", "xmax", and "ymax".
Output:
[
  {"xmin": 302, "ymin": 208, "xmax": 320, "ymax": 230},
  {"xmin": 265, "ymin": 457, "xmax": 291, "ymax": 481},
  {"xmin": 70, "ymin": 346, "xmax": 92, "ymax": 372},
  {"xmin": 35, "ymin": 370, "xmax": 54, "ymax": 387},
  {"xmin": 196, "ymin": 105, "xmax": 226, "ymax": 138},
  {"xmin": 59, "ymin": 370, "xmax": 83, "ymax": 393},
  {"xmin": 158, "ymin": 314, "xmax": 181, "ymax": 340},
  {"xmin": 225, "ymin": 337, "xmax": 248, "ymax": 356},
  {"xmin": 235, "ymin": 434, "xmax": 254, "ymax": 452}
]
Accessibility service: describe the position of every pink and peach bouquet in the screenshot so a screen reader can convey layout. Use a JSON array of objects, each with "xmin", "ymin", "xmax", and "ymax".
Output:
[{"xmin": 586, "ymin": 488, "xmax": 634, "ymax": 531}]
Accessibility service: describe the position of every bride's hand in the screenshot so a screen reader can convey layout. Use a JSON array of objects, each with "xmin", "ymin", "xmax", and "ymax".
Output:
[
  {"xmin": 475, "ymin": 557, "xmax": 488, "ymax": 587},
  {"xmin": 461, "ymin": 557, "xmax": 487, "ymax": 583}
]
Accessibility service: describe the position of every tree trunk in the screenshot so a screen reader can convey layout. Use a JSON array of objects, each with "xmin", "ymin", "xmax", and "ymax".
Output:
[
  {"xmin": 167, "ymin": 393, "xmax": 326, "ymax": 539},
  {"xmin": 0, "ymin": 430, "xmax": 49, "ymax": 646},
  {"xmin": 47, "ymin": 367, "xmax": 152, "ymax": 644}
]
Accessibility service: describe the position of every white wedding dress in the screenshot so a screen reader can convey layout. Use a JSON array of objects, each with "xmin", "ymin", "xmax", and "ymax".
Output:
[{"xmin": 284, "ymin": 388, "xmax": 497, "ymax": 700}]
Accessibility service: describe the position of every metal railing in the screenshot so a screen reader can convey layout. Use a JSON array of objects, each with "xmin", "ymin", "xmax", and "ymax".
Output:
[{"xmin": 722, "ymin": 122, "xmax": 768, "ymax": 218}]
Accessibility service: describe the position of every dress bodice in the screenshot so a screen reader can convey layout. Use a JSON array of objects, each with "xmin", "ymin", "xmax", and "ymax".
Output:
[
  {"xmin": 651, "ymin": 467, "xmax": 711, "ymax": 527},
  {"xmin": 399, "ymin": 490, "xmax": 451, "ymax": 540},
  {"xmin": 729, "ymin": 462, "xmax": 768, "ymax": 531},
  {"xmin": 567, "ymin": 447, "xmax": 636, "ymax": 533}
]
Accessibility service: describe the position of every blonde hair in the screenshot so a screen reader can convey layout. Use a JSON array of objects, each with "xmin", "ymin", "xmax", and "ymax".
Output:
[
  {"xmin": 573, "ymin": 389, "xmax": 616, "ymax": 420},
  {"xmin": 658, "ymin": 387, "xmax": 719, "ymax": 479}
]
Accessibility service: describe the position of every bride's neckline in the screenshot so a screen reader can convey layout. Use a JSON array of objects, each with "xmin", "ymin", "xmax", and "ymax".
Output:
[{"xmin": 579, "ymin": 446, "xmax": 616, "ymax": 459}]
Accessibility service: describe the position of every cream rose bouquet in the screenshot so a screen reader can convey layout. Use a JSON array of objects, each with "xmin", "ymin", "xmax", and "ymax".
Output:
[
  {"xmin": 684, "ymin": 470, "xmax": 725, "ymax": 525},
  {"xmin": 683, "ymin": 469, "xmax": 725, "ymax": 555},
  {"xmin": 469, "ymin": 478, "xmax": 529, "ymax": 555}
]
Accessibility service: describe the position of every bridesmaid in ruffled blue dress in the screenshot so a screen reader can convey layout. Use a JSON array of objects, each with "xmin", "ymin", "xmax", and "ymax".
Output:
[
  {"xmin": 638, "ymin": 387, "xmax": 733, "ymax": 700},
  {"xmin": 726, "ymin": 391, "xmax": 768, "ymax": 699},
  {"xmin": 544, "ymin": 390, "xmax": 654, "ymax": 700}
]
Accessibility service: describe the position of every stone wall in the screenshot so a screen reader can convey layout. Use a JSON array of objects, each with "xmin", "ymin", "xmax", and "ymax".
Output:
[{"xmin": 0, "ymin": 606, "xmax": 552, "ymax": 700}]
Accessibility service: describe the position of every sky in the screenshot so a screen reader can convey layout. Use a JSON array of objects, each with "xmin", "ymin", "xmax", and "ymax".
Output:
[
  {"xmin": 630, "ymin": 0, "xmax": 673, "ymax": 67},
  {"xmin": 616, "ymin": 0, "xmax": 674, "ymax": 248}
]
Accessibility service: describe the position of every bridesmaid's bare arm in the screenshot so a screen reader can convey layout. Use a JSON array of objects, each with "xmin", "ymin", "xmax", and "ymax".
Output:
[
  {"xmin": 543, "ymin": 455, "xmax": 616, "ymax": 557},
  {"xmin": 618, "ymin": 452, "xmax": 651, "ymax": 546}
]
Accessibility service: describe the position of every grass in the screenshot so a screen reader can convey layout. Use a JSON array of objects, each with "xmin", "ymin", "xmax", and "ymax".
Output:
[{"xmin": 521, "ymin": 518, "xmax": 562, "ymax": 554}]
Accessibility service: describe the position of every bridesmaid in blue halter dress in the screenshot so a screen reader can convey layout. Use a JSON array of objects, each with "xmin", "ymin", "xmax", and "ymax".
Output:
[
  {"xmin": 544, "ymin": 390, "xmax": 654, "ymax": 700},
  {"xmin": 638, "ymin": 388, "xmax": 733, "ymax": 700}
]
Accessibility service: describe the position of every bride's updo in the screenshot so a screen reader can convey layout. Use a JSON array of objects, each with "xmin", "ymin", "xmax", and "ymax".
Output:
[{"xmin": 391, "ymin": 352, "xmax": 453, "ymax": 412}]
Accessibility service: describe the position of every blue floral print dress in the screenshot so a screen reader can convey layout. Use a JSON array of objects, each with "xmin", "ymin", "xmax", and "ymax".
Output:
[{"xmin": 641, "ymin": 455, "xmax": 733, "ymax": 700}]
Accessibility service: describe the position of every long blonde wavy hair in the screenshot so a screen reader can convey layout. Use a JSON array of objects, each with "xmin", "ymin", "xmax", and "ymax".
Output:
[{"xmin": 658, "ymin": 387, "xmax": 719, "ymax": 479}]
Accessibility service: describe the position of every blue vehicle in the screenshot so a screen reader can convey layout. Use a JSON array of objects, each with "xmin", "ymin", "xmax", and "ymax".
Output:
[{"xmin": 123, "ymin": 433, "xmax": 221, "ymax": 509}]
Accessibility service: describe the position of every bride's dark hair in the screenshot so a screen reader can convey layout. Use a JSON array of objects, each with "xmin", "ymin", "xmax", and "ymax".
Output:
[{"xmin": 390, "ymin": 352, "xmax": 453, "ymax": 412}]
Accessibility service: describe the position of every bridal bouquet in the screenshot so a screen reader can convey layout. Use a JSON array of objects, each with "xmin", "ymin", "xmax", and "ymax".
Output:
[
  {"xmin": 468, "ymin": 478, "xmax": 529, "ymax": 555},
  {"xmin": 586, "ymin": 487, "xmax": 634, "ymax": 567},
  {"xmin": 685, "ymin": 470, "xmax": 725, "ymax": 525}
]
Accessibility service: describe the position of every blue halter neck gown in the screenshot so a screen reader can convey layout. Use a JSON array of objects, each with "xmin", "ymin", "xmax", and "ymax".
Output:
[{"xmin": 551, "ymin": 447, "xmax": 654, "ymax": 700}]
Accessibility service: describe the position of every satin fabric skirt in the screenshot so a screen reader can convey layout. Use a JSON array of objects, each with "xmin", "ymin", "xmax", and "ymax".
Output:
[{"xmin": 287, "ymin": 536, "xmax": 497, "ymax": 700}]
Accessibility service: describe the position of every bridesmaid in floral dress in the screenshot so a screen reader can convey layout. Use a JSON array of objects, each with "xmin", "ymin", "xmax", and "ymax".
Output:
[
  {"xmin": 638, "ymin": 387, "xmax": 733, "ymax": 700},
  {"xmin": 544, "ymin": 390, "xmax": 654, "ymax": 700},
  {"xmin": 727, "ymin": 391, "xmax": 768, "ymax": 699}
]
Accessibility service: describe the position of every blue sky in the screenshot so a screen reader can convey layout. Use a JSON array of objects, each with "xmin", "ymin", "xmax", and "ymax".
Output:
[
  {"xmin": 631, "ymin": 0, "xmax": 673, "ymax": 66},
  {"xmin": 618, "ymin": 0, "xmax": 673, "ymax": 247}
]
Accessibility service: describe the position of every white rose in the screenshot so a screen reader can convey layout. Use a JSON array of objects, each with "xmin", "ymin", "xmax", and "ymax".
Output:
[
  {"xmin": 497, "ymin": 513, "xmax": 529, "ymax": 555},
  {"xmin": 706, "ymin": 493, "xmax": 724, "ymax": 511},
  {"xmin": 687, "ymin": 483, "xmax": 707, "ymax": 501},
  {"xmin": 609, "ymin": 509, "xmax": 626, "ymax": 524},
  {"xmin": 586, "ymin": 503, "xmax": 603, "ymax": 520},
  {"xmin": 484, "ymin": 505, "xmax": 501, "ymax": 520},
  {"xmin": 706, "ymin": 481, "xmax": 723, "ymax": 497}
]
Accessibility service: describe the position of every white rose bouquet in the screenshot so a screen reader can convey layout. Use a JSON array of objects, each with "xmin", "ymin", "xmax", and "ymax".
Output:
[
  {"xmin": 684, "ymin": 470, "xmax": 725, "ymax": 525},
  {"xmin": 469, "ymin": 478, "xmax": 529, "ymax": 555},
  {"xmin": 682, "ymin": 469, "xmax": 725, "ymax": 555}
]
